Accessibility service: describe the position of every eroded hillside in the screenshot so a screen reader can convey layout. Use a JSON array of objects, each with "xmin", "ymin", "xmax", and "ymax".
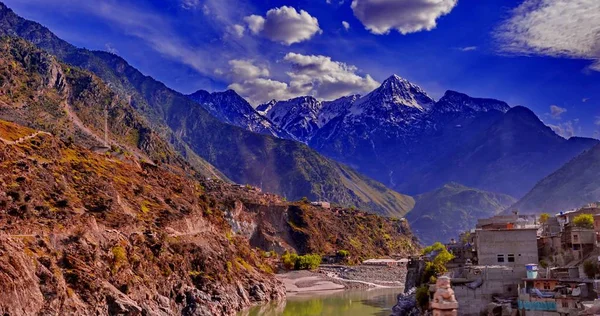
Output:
[{"xmin": 0, "ymin": 119, "xmax": 419, "ymax": 315}]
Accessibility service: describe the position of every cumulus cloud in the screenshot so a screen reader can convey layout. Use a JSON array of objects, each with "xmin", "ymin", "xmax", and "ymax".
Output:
[
  {"xmin": 342, "ymin": 21, "xmax": 350, "ymax": 30},
  {"xmin": 283, "ymin": 53, "xmax": 380, "ymax": 100},
  {"xmin": 227, "ymin": 53, "xmax": 379, "ymax": 104},
  {"xmin": 549, "ymin": 105, "xmax": 567, "ymax": 119},
  {"xmin": 244, "ymin": 6, "xmax": 322, "ymax": 45},
  {"xmin": 495, "ymin": 0, "xmax": 600, "ymax": 71},
  {"xmin": 228, "ymin": 24, "xmax": 245, "ymax": 38},
  {"xmin": 228, "ymin": 59, "xmax": 269, "ymax": 80},
  {"xmin": 229, "ymin": 78, "xmax": 296, "ymax": 104},
  {"xmin": 350, "ymin": 0, "xmax": 457, "ymax": 35}
]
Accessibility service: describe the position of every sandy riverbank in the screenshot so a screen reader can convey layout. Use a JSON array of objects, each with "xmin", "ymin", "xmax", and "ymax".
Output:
[{"xmin": 277, "ymin": 264, "xmax": 407, "ymax": 295}]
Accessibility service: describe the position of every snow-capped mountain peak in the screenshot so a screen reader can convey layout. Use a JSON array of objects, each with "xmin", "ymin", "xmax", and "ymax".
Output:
[
  {"xmin": 187, "ymin": 89, "xmax": 290, "ymax": 139},
  {"xmin": 352, "ymin": 75, "xmax": 435, "ymax": 113}
]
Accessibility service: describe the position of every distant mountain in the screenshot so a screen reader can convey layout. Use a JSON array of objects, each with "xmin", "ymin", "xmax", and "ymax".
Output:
[
  {"xmin": 259, "ymin": 96, "xmax": 324, "ymax": 142},
  {"xmin": 188, "ymin": 89, "xmax": 290, "ymax": 139},
  {"xmin": 406, "ymin": 183, "xmax": 516, "ymax": 245},
  {"xmin": 310, "ymin": 79, "xmax": 597, "ymax": 197},
  {"xmin": 510, "ymin": 143, "xmax": 600, "ymax": 214},
  {"xmin": 257, "ymin": 95, "xmax": 360, "ymax": 143},
  {"xmin": 0, "ymin": 2, "xmax": 415, "ymax": 217},
  {"xmin": 404, "ymin": 106, "xmax": 599, "ymax": 197}
]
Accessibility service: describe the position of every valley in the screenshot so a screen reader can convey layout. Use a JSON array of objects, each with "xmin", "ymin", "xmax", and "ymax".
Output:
[{"xmin": 1, "ymin": 1, "xmax": 600, "ymax": 315}]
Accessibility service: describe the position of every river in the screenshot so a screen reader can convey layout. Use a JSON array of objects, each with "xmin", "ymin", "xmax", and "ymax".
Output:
[{"xmin": 239, "ymin": 288, "xmax": 401, "ymax": 316}]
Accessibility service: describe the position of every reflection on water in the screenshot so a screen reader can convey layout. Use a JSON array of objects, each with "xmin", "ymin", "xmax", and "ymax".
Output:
[{"xmin": 240, "ymin": 288, "xmax": 400, "ymax": 316}]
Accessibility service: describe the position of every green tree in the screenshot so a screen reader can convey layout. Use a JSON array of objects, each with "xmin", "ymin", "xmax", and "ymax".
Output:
[
  {"xmin": 539, "ymin": 213, "xmax": 550, "ymax": 224},
  {"xmin": 573, "ymin": 214, "xmax": 594, "ymax": 229},
  {"xmin": 421, "ymin": 242, "xmax": 454, "ymax": 283}
]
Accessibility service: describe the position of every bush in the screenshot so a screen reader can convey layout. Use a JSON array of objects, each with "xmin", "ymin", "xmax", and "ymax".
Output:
[
  {"xmin": 415, "ymin": 285, "xmax": 430, "ymax": 310},
  {"xmin": 337, "ymin": 250, "xmax": 350, "ymax": 258},
  {"xmin": 539, "ymin": 213, "xmax": 550, "ymax": 224},
  {"xmin": 573, "ymin": 214, "xmax": 594, "ymax": 229},
  {"xmin": 282, "ymin": 252, "xmax": 298, "ymax": 270},
  {"xmin": 111, "ymin": 246, "xmax": 128, "ymax": 273},
  {"xmin": 281, "ymin": 252, "xmax": 321, "ymax": 270}
]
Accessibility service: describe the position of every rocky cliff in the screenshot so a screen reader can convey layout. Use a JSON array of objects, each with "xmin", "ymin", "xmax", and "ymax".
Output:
[{"xmin": 0, "ymin": 118, "xmax": 420, "ymax": 315}]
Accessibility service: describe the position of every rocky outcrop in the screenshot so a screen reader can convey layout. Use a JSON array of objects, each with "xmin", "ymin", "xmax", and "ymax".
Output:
[{"xmin": 0, "ymin": 121, "xmax": 285, "ymax": 315}]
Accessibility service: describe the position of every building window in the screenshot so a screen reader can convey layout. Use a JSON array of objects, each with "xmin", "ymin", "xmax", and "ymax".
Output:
[
  {"xmin": 507, "ymin": 254, "xmax": 515, "ymax": 262},
  {"xmin": 497, "ymin": 254, "xmax": 505, "ymax": 263},
  {"xmin": 562, "ymin": 301, "xmax": 568, "ymax": 308},
  {"xmin": 573, "ymin": 244, "xmax": 581, "ymax": 250},
  {"xmin": 574, "ymin": 234, "xmax": 579, "ymax": 242},
  {"xmin": 543, "ymin": 282, "xmax": 550, "ymax": 290}
]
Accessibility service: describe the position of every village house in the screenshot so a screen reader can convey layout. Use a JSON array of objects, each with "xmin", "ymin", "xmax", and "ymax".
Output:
[
  {"xmin": 475, "ymin": 215, "xmax": 539, "ymax": 270},
  {"xmin": 561, "ymin": 224, "xmax": 595, "ymax": 260}
]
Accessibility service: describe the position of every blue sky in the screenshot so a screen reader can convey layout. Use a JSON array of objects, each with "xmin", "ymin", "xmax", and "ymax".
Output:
[{"xmin": 4, "ymin": 0, "xmax": 600, "ymax": 137}]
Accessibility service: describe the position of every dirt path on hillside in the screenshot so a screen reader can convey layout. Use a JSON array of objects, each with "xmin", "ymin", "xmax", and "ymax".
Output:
[{"xmin": 0, "ymin": 131, "xmax": 52, "ymax": 145}]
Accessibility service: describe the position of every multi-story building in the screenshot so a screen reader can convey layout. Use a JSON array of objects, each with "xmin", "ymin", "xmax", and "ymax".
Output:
[
  {"xmin": 561, "ymin": 224, "xmax": 595, "ymax": 260},
  {"xmin": 476, "ymin": 228, "xmax": 539, "ymax": 269}
]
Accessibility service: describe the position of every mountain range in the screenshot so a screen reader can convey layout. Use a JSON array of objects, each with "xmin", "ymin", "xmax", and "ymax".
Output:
[
  {"xmin": 3, "ymin": 0, "xmax": 600, "ymax": 241},
  {"xmin": 0, "ymin": 2, "xmax": 415, "ymax": 217},
  {"xmin": 0, "ymin": 19, "xmax": 420, "ymax": 315},
  {"xmin": 191, "ymin": 73, "xmax": 598, "ymax": 200}
]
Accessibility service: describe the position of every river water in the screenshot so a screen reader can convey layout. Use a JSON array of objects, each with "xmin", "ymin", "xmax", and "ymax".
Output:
[{"xmin": 239, "ymin": 288, "xmax": 401, "ymax": 316}]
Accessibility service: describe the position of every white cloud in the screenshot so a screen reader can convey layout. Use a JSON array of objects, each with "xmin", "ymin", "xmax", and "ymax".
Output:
[
  {"xmin": 495, "ymin": 0, "xmax": 600, "ymax": 71},
  {"xmin": 229, "ymin": 78, "xmax": 296, "ymax": 105},
  {"xmin": 244, "ymin": 6, "xmax": 322, "ymax": 45},
  {"xmin": 228, "ymin": 59, "xmax": 269, "ymax": 80},
  {"xmin": 181, "ymin": 0, "xmax": 201, "ymax": 10},
  {"xmin": 229, "ymin": 24, "xmax": 245, "ymax": 38},
  {"xmin": 460, "ymin": 46, "xmax": 477, "ymax": 52},
  {"xmin": 342, "ymin": 21, "xmax": 350, "ymax": 30},
  {"xmin": 549, "ymin": 120, "xmax": 578, "ymax": 138},
  {"xmin": 227, "ymin": 53, "xmax": 380, "ymax": 105},
  {"xmin": 105, "ymin": 43, "xmax": 118, "ymax": 54},
  {"xmin": 244, "ymin": 15, "xmax": 265, "ymax": 34},
  {"xmin": 350, "ymin": 0, "xmax": 457, "ymax": 35},
  {"xmin": 549, "ymin": 105, "xmax": 567, "ymax": 119},
  {"xmin": 283, "ymin": 53, "xmax": 380, "ymax": 100}
]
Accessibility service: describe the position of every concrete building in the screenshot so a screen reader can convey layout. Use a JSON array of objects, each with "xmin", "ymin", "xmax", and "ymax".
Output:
[
  {"xmin": 561, "ymin": 224, "xmax": 595, "ymax": 260},
  {"xmin": 476, "ymin": 228, "xmax": 539, "ymax": 269},
  {"xmin": 452, "ymin": 265, "xmax": 527, "ymax": 315}
]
